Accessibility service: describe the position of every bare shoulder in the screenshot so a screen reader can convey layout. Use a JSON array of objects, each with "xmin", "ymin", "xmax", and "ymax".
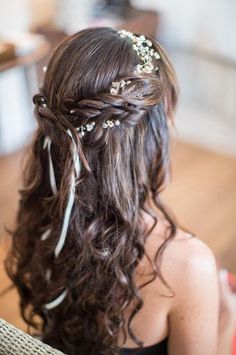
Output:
[
  {"xmin": 133, "ymin": 223, "xmax": 219, "ymax": 353},
  {"xmin": 165, "ymin": 230, "xmax": 220, "ymax": 355},
  {"xmin": 135, "ymin": 222, "xmax": 219, "ymax": 354},
  {"xmin": 140, "ymin": 204, "xmax": 217, "ymax": 280},
  {"xmin": 165, "ymin": 228, "xmax": 217, "ymax": 273},
  {"xmin": 140, "ymin": 225, "xmax": 218, "ymax": 299},
  {"xmin": 161, "ymin": 228, "xmax": 219, "ymax": 307},
  {"xmin": 163, "ymin": 229, "xmax": 217, "ymax": 289}
]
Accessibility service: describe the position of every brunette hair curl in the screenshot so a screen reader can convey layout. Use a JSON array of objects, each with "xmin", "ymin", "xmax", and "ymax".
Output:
[{"xmin": 5, "ymin": 27, "xmax": 178, "ymax": 354}]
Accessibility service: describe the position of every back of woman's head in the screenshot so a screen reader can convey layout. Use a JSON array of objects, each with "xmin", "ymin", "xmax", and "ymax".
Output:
[{"xmin": 6, "ymin": 27, "xmax": 178, "ymax": 355}]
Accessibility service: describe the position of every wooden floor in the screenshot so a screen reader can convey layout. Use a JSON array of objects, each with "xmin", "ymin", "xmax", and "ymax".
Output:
[
  {"xmin": 0, "ymin": 140, "xmax": 236, "ymax": 332},
  {"xmin": 163, "ymin": 141, "xmax": 236, "ymax": 272}
]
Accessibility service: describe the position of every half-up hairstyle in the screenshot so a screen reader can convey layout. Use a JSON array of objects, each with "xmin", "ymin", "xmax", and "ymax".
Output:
[{"xmin": 6, "ymin": 27, "xmax": 178, "ymax": 354}]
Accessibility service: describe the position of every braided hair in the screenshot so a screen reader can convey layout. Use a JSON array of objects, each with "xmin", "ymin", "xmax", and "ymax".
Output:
[{"xmin": 6, "ymin": 27, "xmax": 178, "ymax": 354}]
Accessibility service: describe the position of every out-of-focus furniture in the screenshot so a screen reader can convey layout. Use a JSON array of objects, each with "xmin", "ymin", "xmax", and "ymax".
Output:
[
  {"xmin": 0, "ymin": 318, "xmax": 65, "ymax": 355},
  {"xmin": 92, "ymin": 0, "xmax": 160, "ymax": 37},
  {"xmin": 35, "ymin": 1, "xmax": 160, "ymax": 83},
  {"xmin": 0, "ymin": 35, "xmax": 49, "ymax": 155},
  {"xmin": 0, "ymin": 43, "xmax": 15, "ymax": 64},
  {"xmin": 119, "ymin": 7, "xmax": 159, "ymax": 38}
]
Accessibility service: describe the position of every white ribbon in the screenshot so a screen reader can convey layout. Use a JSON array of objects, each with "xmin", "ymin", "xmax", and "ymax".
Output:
[
  {"xmin": 44, "ymin": 289, "xmax": 68, "ymax": 310},
  {"xmin": 43, "ymin": 136, "xmax": 58, "ymax": 195},
  {"xmin": 54, "ymin": 129, "xmax": 81, "ymax": 258},
  {"xmin": 54, "ymin": 172, "xmax": 76, "ymax": 258},
  {"xmin": 66, "ymin": 129, "xmax": 81, "ymax": 178},
  {"xmin": 40, "ymin": 228, "xmax": 51, "ymax": 241},
  {"xmin": 45, "ymin": 268, "xmax": 52, "ymax": 283},
  {"xmin": 42, "ymin": 129, "xmax": 81, "ymax": 309}
]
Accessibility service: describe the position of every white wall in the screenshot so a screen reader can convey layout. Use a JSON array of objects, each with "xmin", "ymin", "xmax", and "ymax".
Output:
[
  {"xmin": 133, "ymin": 0, "xmax": 236, "ymax": 61},
  {"xmin": 132, "ymin": 0, "xmax": 236, "ymax": 155},
  {"xmin": 0, "ymin": 0, "xmax": 30, "ymax": 35},
  {"xmin": 0, "ymin": 0, "xmax": 56, "ymax": 34}
]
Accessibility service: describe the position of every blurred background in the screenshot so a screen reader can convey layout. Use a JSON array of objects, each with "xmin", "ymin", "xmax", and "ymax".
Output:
[{"xmin": 0, "ymin": 0, "xmax": 235, "ymax": 332}]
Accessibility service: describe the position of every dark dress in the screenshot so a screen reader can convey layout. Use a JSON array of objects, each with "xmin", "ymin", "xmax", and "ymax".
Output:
[{"xmin": 119, "ymin": 337, "xmax": 168, "ymax": 355}]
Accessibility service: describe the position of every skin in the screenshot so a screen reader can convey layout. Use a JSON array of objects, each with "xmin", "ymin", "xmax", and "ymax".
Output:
[
  {"xmin": 117, "ymin": 201, "xmax": 221, "ymax": 355},
  {"xmin": 218, "ymin": 269, "xmax": 236, "ymax": 355}
]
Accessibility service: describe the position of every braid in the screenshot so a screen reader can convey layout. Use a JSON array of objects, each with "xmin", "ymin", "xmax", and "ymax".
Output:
[
  {"xmin": 68, "ymin": 95, "xmax": 146, "ymax": 127},
  {"xmin": 34, "ymin": 75, "xmax": 165, "ymax": 143}
]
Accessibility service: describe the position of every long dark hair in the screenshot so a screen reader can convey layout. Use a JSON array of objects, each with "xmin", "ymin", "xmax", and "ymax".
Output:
[{"xmin": 5, "ymin": 27, "xmax": 178, "ymax": 354}]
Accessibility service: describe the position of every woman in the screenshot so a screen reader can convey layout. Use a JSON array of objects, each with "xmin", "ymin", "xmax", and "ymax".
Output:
[{"xmin": 5, "ymin": 27, "xmax": 235, "ymax": 355}]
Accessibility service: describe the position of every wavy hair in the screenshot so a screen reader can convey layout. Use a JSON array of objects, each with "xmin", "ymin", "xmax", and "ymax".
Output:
[{"xmin": 5, "ymin": 27, "xmax": 178, "ymax": 354}]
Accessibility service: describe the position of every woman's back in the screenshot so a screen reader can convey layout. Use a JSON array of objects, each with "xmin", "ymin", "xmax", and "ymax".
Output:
[{"xmin": 117, "ymin": 204, "xmax": 219, "ymax": 355}]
